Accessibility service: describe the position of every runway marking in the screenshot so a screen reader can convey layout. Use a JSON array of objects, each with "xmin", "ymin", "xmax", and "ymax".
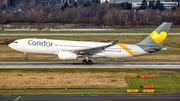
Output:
[
  {"xmin": 14, "ymin": 96, "xmax": 21, "ymax": 101},
  {"xmin": 125, "ymin": 65, "xmax": 180, "ymax": 67}
]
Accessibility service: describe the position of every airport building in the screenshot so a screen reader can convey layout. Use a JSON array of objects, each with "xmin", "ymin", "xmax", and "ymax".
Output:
[
  {"xmin": 161, "ymin": 1, "xmax": 178, "ymax": 8},
  {"xmin": 30, "ymin": 0, "xmax": 95, "ymax": 6},
  {"xmin": 0, "ymin": 0, "xmax": 8, "ymax": 7},
  {"xmin": 100, "ymin": 0, "xmax": 178, "ymax": 8},
  {"xmin": 31, "ymin": 0, "xmax": 63, "ymax": 6}
]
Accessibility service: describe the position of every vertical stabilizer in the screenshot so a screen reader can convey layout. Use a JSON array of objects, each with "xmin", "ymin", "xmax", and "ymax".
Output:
[{"xmin": 137, "ymin": 22, "xmax": 172, "ymax": 47}]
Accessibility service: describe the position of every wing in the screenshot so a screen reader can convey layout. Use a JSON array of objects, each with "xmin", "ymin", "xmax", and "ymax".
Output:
[{"xmin": 72, "ymin": 40, "xmax": 118, "ymax": 55}]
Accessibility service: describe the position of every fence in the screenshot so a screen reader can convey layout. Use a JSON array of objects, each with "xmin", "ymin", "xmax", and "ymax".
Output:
[{"xmin": 1, "ymin": 25, "xmax": 180, "ymax": 30}]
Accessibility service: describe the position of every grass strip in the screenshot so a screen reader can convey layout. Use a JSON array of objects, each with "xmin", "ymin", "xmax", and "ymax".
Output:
[
  {"xmin": 0, "ymin": 68, "xmax": 177, "ymax": 73},
  {"xmin": 0, "ymin": 90, "xmax": 179, "ymax": 95},
  {"xmin": 0, "ymin": 69, "xmax": 179, "ymax": 90},
  {"xmin": 126, "ymin": 77, "xmax": 180, "ymax": 89}
]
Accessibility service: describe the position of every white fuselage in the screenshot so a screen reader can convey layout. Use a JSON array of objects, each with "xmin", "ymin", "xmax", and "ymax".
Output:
[{"xmin": 8, "ymin": 38, "xmax": 148, "ymax": 59}]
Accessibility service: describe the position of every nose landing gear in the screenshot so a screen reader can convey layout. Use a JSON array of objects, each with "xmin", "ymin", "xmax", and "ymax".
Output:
[{"xmin": 24, "ymin": 53, "xmax": 28, "ymax": 60}]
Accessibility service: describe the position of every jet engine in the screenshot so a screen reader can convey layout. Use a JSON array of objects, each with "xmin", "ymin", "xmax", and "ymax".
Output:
[{"xmin": 58, "ymin": 52, "xmax": 78, "ymax": 60}]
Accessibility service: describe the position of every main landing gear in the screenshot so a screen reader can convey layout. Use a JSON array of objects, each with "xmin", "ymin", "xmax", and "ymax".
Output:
[
  {"xmin": 24, "ymin": 53, "xmax": 28, "ymax": 60},
  {"xmin": 82, "ymin": 57, "xmax": 92, "ymax": 65},
  {"xmin": 82, "ymin": 60, "xmax": 92, "ymax": 65}
]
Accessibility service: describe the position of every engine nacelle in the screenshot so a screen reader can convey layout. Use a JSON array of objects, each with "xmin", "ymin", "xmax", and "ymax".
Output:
[{"xmin": 58, "ymin": 52, "xmax": 78, "ymax": 60}]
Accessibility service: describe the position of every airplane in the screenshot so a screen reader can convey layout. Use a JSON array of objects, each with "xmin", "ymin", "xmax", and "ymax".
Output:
[{"xmin": 8, "ymin": 22, "xmax": 172, "ymax": 64}]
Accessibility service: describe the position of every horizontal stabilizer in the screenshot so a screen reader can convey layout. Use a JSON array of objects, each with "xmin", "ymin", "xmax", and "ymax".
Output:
[{"xmin": 148, "ymin": 47, "xmax": 167, "ymax": 52}]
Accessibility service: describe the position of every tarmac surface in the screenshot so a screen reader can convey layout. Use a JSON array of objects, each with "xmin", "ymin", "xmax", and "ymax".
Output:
[
  {"xmin": 0, "ymin": 62, "xmax": 180, "ymax": 70},
  {"xmin": 0, "ymin": 33, "xmax": 180, "ymax": 35},
  {"xmin": 1, "ymin": 94, "xmax": 180, "ymax": 101}
]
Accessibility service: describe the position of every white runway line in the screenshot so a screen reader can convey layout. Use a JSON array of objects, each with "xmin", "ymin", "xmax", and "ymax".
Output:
[
  {"xmin": 125, "ymin": 65, "xmax": 180, "ymax": 66},
  {"xmin": 0, "ymin": 62, "xmax": 180, "ymax": 69}
]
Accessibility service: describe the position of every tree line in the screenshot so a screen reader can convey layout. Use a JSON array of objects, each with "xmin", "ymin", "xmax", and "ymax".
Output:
[{"xmin": 0, "ymin": 2, "xmax": 180, "ymax": 26}]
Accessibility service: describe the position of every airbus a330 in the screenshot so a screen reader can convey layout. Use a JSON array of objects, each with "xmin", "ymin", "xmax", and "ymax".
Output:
[{"xmin": 8, "ymin": 22, "xmax": 172, "ymax": 64}]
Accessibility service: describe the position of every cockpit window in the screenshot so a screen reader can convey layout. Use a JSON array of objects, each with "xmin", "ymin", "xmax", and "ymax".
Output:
[{"xmin": 13, "ymin": 41, "xmax": 18, "ymax": 44}]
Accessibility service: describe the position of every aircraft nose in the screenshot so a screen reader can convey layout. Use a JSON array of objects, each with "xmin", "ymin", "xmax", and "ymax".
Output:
[{"xmin": 8, "ymin": 43, "xmax": 13, "ymax": 48}]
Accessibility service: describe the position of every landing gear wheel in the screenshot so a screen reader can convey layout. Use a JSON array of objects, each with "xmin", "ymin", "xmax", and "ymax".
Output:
[
  {"xmin": 24, "ymin": 53, "xmax": 28, "ymax": 60},
  {"xmin": 82, "ymin": 60, "xmax": 87, "ymax": 64},
  {"xmin": 25, "ymin": 57, "xmax": 28, "ymax": 60},
  {"xmin": 88, "ymin": 60, "xmax": 92, "ymax": 65}
]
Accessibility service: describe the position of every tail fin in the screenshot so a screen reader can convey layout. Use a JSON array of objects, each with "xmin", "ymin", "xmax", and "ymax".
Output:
[{"xmin": 137, "ymin": 22, "xmax": 172, "ymax": 47}]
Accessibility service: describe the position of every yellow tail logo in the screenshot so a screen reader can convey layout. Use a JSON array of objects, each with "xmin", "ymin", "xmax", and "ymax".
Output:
[{"xmin": 150, "ymin": 31, "xmax": 167, "ymax": 44}]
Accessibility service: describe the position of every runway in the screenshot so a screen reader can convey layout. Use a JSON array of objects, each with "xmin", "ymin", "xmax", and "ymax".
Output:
[
  {"xmin": 0, "ymin": 33, "xmax": 180, "ymax": 35},
  {"xmin": 1, "ymin": 94, "xmax": 180, "ymax": 101},
  {"xmin": 0, "ymin": 62, "xmax": 180, "ymax": 70}
]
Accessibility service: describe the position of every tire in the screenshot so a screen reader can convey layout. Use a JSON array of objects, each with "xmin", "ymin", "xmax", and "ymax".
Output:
[
  {"xmin": 82, "ymin": 60, "xmax": 87, "ymax": 64},
  {"xmin": 88, "ymin": 60, "xmax": 92, "ymax": 65},
  {"xmin": 25, "ymin": 57, "xmax": 28, "ymax": 60}
]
